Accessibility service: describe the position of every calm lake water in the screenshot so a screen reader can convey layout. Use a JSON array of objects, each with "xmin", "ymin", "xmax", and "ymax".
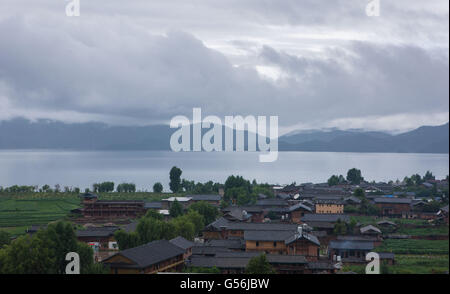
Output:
[{"xmin": 0, "ymin": 150, "xmax": 448, "ymax": 191}]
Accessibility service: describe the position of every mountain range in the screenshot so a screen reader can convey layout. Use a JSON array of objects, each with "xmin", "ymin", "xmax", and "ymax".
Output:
[{"xmin": 0, "ymin": 118, "xmax": 448, "ymax": 153}]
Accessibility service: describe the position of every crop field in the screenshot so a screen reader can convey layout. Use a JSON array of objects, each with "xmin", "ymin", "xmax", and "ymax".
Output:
[
  {"xmin": 0, "ymin": 192, "xmax": 175, "ymax": 235},
  {"xmin": 342, "ymin": 254, "xmax": 449, "ymax": 274},
  {"xmin": 375, "ymin": 239, "xmax": 449, "ymax": 255}
]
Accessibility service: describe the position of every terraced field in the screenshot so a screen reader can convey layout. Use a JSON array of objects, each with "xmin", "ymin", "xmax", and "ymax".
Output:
[{"xmin": 0, "ymin": 192, "xmax": 176, "ymax": 235}]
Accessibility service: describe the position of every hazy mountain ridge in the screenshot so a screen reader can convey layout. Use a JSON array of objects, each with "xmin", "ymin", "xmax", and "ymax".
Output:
[
  {"xmin": 278, "ymin": 123, "xmax": 449, "ymax": 153},
  {"xmin": 0, "ymin": 118, "xmax": 448, "ymax": 153}
]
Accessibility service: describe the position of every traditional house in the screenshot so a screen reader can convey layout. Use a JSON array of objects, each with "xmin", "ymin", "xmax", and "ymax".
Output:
[
  {"xmin": 314, "ymin": 199, "xmax": 344, "ymax": 214},
  {"xmin": 329, "ymin": 240, "xmax": 374, "ymax": 263},
  {"xmin": 188, "ymin": 194, "xmax": 221, "ymax": 206},
  {"xmin": 285, "ymin": 202, "xmax": 313, "ymax": 223},
  {"xmin": 161, "ymin": 197, "xmax": 192, "ymax": 210},
  {"xmin": 80, "ymin": 193, "xmax": 145, "ymax": 219},
  {"xmin": 102, "ymin": 240, "xmax": 185, "ymax": 274},
  {"xmin": 359, "ymin": 225, "xmax": 382, "ymax": 237},
  {"xmin": 222, "ymin": 207, "xmax": 253, "ymax": 222},
  {"xmin": 203, "ymin": 217, "xmax": 298, "ymax": 240},
  {"xmin": 373, "ymin": 197, "xmax": 412, "ymax": 217},
  {"xmin": 188, "ymin": 251, "xmax": 310, "ymax": 274},
  {"xmin": 336, "ymin": 235, "xmax": 382, "ymax": 247},
  {"xmin": 300, "ymin": 214, "xmax": 350, "ymax": 234},
  {"xmin": 76, "ymin": 226, "xmax": 119, "ymax": 250},
  {"xmin": 244, "ymin": 228, "xmax": 320, "ymax": 260}
]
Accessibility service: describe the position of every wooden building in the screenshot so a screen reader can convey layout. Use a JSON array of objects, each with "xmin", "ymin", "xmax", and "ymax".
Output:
[
  {"xmin": 329, "ymin": 240, "xmax": 374, "ymax": 263},
  {"xmin": 314, "ymin": 199, "xmax": 344, "ymax": 214},
  {"xmin": 202, "ymin": 217, "xmax": 298, "ymax": 240},
  {"xmin": 102, "ymin": 240, "xmax": 185, "ymax": 274},
  {"xmin": 169, "ymin": 236, "xmax": 195, "ymax": 259},
  {"xmin": 244, "ymin": 228, "xmax": 320, "ymax": 261},
  {"xmin": 188, "ymin": 251, "xmax": 311, "ymax": 274},
  {"xmin": 373, "ymin": 197, "xmax": 412, "ymax": 217},
  {"xmin": 80, "ymin": 193, "xmax": 145, "ymax": 219}
]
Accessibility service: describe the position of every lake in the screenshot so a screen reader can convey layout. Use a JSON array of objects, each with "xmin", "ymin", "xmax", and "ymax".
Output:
[{"xmin": 0, "ymin": 150, "xmax": 448, "ymax": 191}]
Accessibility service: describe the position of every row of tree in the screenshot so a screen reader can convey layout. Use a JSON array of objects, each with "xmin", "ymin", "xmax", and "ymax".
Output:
[
  {"xmin": 114, "ymin": 201, "xmax": 219, "ymax": 250},
  {"xmin": 328, "ymin": 168, "xmax": 364, "ymax": 186}
]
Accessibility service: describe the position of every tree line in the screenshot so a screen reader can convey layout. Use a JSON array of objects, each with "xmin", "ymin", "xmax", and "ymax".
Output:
[{"xmin": 114, "ymin": 201, "xmax": 219, "ymax": 250}]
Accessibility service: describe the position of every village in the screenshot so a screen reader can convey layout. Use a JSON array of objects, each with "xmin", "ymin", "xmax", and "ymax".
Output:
[{"xmin": 13, "ymin": 167, "xmax": 448, "ymax": 275}]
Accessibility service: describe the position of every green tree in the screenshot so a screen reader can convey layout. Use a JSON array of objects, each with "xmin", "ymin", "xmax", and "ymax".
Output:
[
  {"xmin": 0, "ymin": 221, "xmax": 95, "ymax": 274},
  {"xmin": 246, "ymin": 254, "xmax": 276, "ymax": 274},
  {"xmin": 423, "ymin": 171, "xmax": 435, "ymax": 181},
  {"xmin": 333, "ymin": 219, "xmax": 347, "ymax": 235},
  {"xmin": 153, "ymin": 182, "xmax": 163, "ymax": 193},
  {"xmin": 328, "ymin": 175, "xmax": 340, "ymax": 186},
  {"xmin": 354, "ymin": 188, "xmax": 366, "ymax": 199},
  {"xmin": 0, "ymin": 231, "xmax": 11, "ymax": 248},
  {"xmin": 347, "ymin": 168, "xmax": 364, "ymax": 185},
  {"xmin": 169, "ymin": 166, "xmax": 183, "ymax": 193},
  {"xmin": 189, "ymin": 201, "xmax": 219, "ymax": 225},
  {"xmin": 169, "ymin": 199, "xmax": 184, "ymax": 217}
]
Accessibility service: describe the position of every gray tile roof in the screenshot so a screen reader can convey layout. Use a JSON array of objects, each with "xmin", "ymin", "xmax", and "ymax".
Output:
[
  {"xmin": 255, "ymin": 199, "xmax": 289, "ymax": 206},
  {"xmin": 188, "ymin": 194, "xmax": 221, "ymax": 201},
  {"xmin": 205, "ymin": 239, "xmax": 244, "ymax": 249},
  {"xmin": 244, "ymin": 230, "xmax": 294, "ymax": 241},
  {"xmin": 104, "ymin": 240, "xmax": 184, "ymax": 268},
  {"xmin": 205, "ymin": 217, "xmax": 298, "ymax": 232},
  {"xmin": 329, "ymin": 240, "xmax": 374, "ymax": 250},
  {"xmin": 301, "ymin": 214, "xmax": 350, "ymax": 223},
  {"xmin": 144, "ymin": 202, "xmax": 162, "ymax": 209},
  {"xmin": 360, "ymin": 225, "xmax": 381, "ymax": 234},
  {"xmin": 373, "ymin": 197, "xmax": 412, "ymax": 204},
  {"xmin": 287, "ymin": 202, "xmax": 313, "ymax": 212},
  {"xmin": 76, "ymin": 226, "xmax": 118, "ymax": 237},
  {"xmin": 169, "ymin": 236, "xmax": 195, "ymax": 250}
]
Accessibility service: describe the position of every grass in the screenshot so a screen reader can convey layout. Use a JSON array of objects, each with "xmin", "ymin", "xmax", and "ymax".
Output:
[
  {"xmin": 375, "ymin": 239, "xmax": 449, "ymax": 255},
  {"xmin": 0, "ymin": 192, "xmax": 177, "ymax": 235}
]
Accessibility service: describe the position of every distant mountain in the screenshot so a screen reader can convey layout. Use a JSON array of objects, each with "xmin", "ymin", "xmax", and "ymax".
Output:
[
  {"xmin": 278, "ymin": 123, "xmax": 449, "ymax": 153},
  {"xmin": 0, "ymin": 118, "xmax": 448, "ymax": 153}
]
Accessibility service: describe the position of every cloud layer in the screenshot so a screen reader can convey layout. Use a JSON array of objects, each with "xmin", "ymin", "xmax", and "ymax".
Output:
[{"xmin": 0, "ymin": 0, "xmax": 448, "ymax": 133}]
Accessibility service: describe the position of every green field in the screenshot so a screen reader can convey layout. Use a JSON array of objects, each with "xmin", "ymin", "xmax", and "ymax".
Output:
[
  {"xmin": 375, "ymin": 239, "xmax": 449, "ymax": 255},
  {"xmin": 342, "ymin": 254, "xmax": 449, "ymax": 274},
  {"xmin": 0, "ymin": 192, "xmax": 176, "ymax": 235},
  {"xmin": 396, "ymin": 226, "xmax": 449, "ymax": 236}
]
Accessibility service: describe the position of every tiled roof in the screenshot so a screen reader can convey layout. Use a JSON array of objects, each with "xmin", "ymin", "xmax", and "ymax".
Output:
[
  {"xmin": 244, "ymin": 230, "xmax": 294, "ymax": 241},
  {"xmin": 188, "ymin": 194, "xmax": 221, "ymax": 201},
  {"xmin": 360, "ymin": 225, "xmax": 381, "ymax": 234},
  {"xmin": 144, "ymin": 202, "xmax": 163, "ymax": 209},
  {"xmin": 373, "ymin": 197, "xmax": 412, "ymax": 204},
  {"xmin": 329, "ymin": 240, "xmax": 374, "ymax": 250},
  {"xmin": 169, "ymin": 236, "xmax": 195, "ymax": 250},
  {"xmin": 255, "ymin": 199, "xmax": 289, "ymax": 206},
  {"xmin": 205, "ymin": 217, "xmax": 298, "ymax": 232},
  {"xmin": 301, "ymin": 214, "xmax": 350, "ymax": 223},
  {"xmin": 104, "ymin": 240, "xmax": 184, "ymax": 268},
  {"xmin": 76, "ymin": 226, "xmax": 118, "ymax": 237}
]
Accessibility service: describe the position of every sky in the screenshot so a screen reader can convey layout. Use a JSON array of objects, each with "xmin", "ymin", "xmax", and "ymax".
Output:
[{"xmin": 0, "ymin": 0, "xmax": 448, "ymax": 134}]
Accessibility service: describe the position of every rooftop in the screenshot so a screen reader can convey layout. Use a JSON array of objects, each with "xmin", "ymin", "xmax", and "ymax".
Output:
[
  {"xmin": 169, "ymin": 236, "xmax": 195, "ymax": 250},
  {"xmin": 329, "ymin": 240, "xmax": 374, "ymax": 251},
  {"xmin": 103, "ymin": 240, "xmax": 184, "ymax": 268}
]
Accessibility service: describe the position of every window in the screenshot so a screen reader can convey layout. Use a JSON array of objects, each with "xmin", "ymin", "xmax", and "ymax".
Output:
[
  {"xmin": 273, "ymin": 242, "xmax": 277, "ymax": 247},
  {"xmin": 256, "ymin": 241, "xmax": 259, "ymax": 247}
]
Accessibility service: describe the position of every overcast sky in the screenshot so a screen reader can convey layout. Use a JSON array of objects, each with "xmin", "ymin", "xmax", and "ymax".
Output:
[{"xmin": 0, "ymin": 0, "xmax": 448, "ymax": 134}]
